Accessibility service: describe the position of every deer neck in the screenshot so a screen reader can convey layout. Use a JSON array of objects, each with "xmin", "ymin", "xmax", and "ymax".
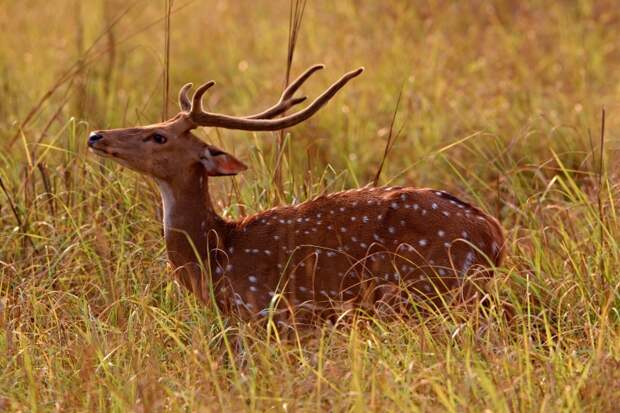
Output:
[{"xmin": 156, "ymin": 167, "xmax": 228, "ymax": 269}]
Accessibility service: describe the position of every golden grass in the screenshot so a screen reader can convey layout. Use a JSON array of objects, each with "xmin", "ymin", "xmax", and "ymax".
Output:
[{"xmin": 1, "ymin": 1, "xmax": 620, "ymax": 411}]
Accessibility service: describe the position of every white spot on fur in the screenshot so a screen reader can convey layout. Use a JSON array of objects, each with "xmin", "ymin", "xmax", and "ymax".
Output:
[
  {"xmin": 248, "ymin": 275, "xmax": 257, "ymax": 283},
  {"xmin": 462, "ymin": 251, "xmax": 475, "ymax": 273}
]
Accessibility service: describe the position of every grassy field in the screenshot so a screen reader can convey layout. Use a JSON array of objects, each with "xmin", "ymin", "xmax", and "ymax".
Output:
[{"xmin": 1, "ymin": 1, "xmax": 620, "ymax": 411}]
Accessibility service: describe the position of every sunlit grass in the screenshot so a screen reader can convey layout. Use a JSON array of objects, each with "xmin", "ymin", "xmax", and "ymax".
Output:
[{"xmin": 1, "ymin": 1, "xmax": 619, "ymax": 411}]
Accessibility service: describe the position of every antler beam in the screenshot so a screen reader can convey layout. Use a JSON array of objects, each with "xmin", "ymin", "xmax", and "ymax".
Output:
[{"xmin": 179, "ymin": 65, "xmax": 364, "ymax": 131}]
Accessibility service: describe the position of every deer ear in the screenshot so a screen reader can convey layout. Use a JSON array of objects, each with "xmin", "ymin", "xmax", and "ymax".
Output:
[{"xmin": 200, "ymin": 146, "xmax": 247, "ymax": 176}]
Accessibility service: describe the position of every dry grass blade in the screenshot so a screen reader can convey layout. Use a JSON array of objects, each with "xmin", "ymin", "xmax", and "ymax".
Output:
[
  {"xmin": 373, "ymin": 85, "xmax": 405, "ymax": 187},
  {"xmin": 162, "ymin": 0, "xmax": 173, "ymax": 121},
  {"xmin": 0, "ymin": 176, "xmax": 22, "ymax": 230},
  {"xmin": 272, "ymin": 0, "xmax": 308, "ymax": 199},
  {"xmin": 597, "ymin": 107, "xmax": 606, "ymax": 291}
]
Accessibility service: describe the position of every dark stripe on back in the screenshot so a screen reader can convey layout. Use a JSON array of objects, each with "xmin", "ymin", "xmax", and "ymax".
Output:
[{"xmin": 436, "ymin": 190, "xmax": 477, "ymax": 210}]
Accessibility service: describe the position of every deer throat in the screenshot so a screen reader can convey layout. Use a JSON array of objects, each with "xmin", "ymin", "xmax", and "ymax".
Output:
[
  {"xmin": 155, "ymin": 177, "xmax": 224, "ymax": 267},
  {"xmin": 157, "ymin": 179, "xmax": 176, "ymax": 238}
]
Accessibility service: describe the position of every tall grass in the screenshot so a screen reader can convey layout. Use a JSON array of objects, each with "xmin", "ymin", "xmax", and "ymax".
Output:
[{"xmin": 1, "ymin": 1, "xmax": 619, "ymax": 411}]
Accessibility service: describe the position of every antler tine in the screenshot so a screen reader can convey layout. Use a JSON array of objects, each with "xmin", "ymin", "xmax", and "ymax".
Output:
[
  {"xmin": 246, "ymin": 63, "xmax": 324, "ymax": 119},
  {"xmin": 188, "ymin": 67, "xmax": 364, "ymax": 131},
  {"xmin": 190, "ymin": 81, "xmax": 216, "ymax": 115},
  {"xmin": 178, "ymin": 83, "xmax": 193, "ymax": 111}
]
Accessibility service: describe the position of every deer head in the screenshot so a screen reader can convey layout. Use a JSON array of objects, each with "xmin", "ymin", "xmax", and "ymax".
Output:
[{"xmin": 87, "ymin": 65, "xmax": 363, "ymax": 182}]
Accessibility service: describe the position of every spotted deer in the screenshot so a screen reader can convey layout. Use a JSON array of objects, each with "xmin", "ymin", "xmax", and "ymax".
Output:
[{"xmin": 88, "ymin": 64, "xmax": 504, "ymax": 321}]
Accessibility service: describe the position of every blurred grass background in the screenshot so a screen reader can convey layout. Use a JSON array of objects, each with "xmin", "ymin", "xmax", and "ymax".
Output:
[{"xmin": 1, "ymin": 0, "xmax": 620, "ymax": 411}]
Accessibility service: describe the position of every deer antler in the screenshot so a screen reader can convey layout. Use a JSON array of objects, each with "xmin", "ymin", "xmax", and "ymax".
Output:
[
  {"xmin": 179, "ymin": 65, "xmax": 364, "ymax": 131},
  {"xmin": 178, "ymin": 64, "xmax": 324, "ymax": 119},
  {"xmin": 245, "ymin": 64, "xmax": 324, "ymax": 119}
]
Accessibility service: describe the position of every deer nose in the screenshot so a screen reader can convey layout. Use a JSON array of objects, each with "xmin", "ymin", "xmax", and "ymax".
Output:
[{"xmin": 88, "ymin": 132, "xmax": 104, "ymax": 145}]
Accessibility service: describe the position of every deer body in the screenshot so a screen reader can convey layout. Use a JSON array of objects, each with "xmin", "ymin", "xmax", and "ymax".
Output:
[
  {"xmin": 160, "ymin": 170, "xmax": 504, "ymax": 317},
  {"xmin": 88, "ymin": 64, "xmax": 505, "ymax": 319}
]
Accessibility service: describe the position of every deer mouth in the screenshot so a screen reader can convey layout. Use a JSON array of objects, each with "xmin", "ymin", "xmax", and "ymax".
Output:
[
  {"xmin": 88, "ymin": 146, "xmax": 113, "ymax": 157},
  {"xmin": 88, "ymin": 145, "xmax": 121, "ymax": 159}
]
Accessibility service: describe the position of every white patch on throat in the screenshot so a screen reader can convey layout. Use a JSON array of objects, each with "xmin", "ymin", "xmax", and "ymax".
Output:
[{"xmin": 156, "ymin": 179, "xmax": 176, "ymax": 236}]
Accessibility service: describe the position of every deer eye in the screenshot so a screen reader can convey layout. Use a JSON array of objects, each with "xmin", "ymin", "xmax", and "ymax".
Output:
[
  {"xmin": 152, "ymin": 134, "xmax": 167, "ymax": 144},
  {"xmin": 208, "ymin": 147, "xmax": 225, "ymax": 156}
]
